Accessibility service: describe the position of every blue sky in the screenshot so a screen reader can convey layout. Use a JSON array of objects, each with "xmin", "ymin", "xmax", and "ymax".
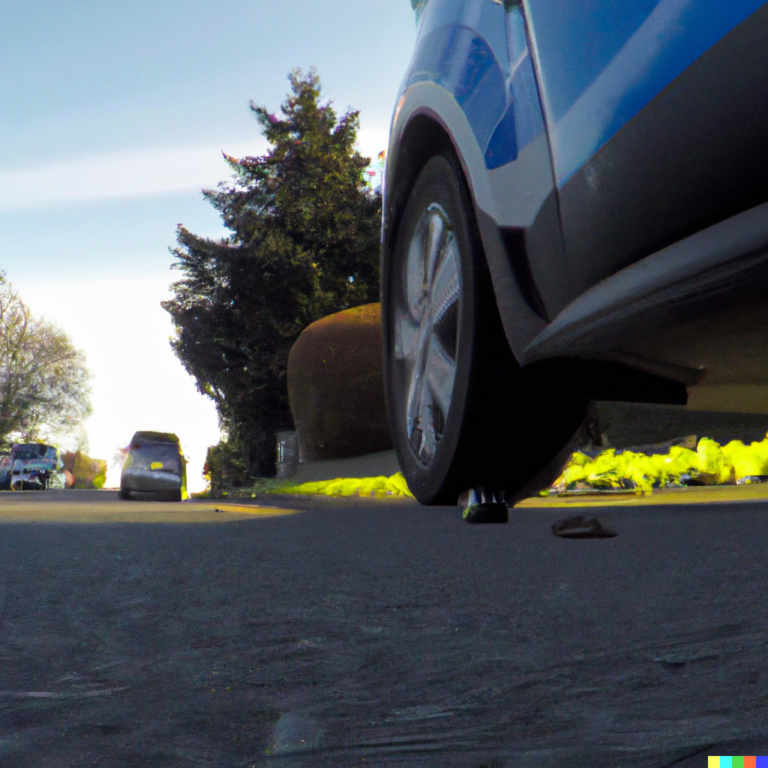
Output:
[{"xmin": 1, "ymin": 0, "xmax": 415, "ymax": 488}]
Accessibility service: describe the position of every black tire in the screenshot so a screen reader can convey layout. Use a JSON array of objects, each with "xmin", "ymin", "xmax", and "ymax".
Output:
[
  {"xmin": 118, "ymin": 488, "xmax": 131, "ymax": 500},
  {"xmin": 383, "ymin": 154, "xmax": 585, "ymax": 504}
]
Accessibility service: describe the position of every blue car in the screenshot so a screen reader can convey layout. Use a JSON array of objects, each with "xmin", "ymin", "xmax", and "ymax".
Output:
[{"xmin": 382, "ymin": 0, "xmax": 768, "ymax": 504}]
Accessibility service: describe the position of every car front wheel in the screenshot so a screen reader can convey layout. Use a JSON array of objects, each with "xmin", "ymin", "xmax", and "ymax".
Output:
[
  {"xmin": 383, "ymin": 154, "xmax": 588, "ymax": 505},
  {"xmin": 383, "ymin": 155, "xmax": 522, "ymax": 504}
]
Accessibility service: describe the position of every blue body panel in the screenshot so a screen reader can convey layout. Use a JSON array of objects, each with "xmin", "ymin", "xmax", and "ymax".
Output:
[
  {"xmin": 524, "ymin": 0, "xmax": 766, "ymax": 184},
  {"xmin": 391, "ymin": 0, "xmax": 768, "ymax": 415},
  {"xmin": 394, "ymin": 0, "xmax": 768, "ymax": 323},
  {"xmin": 405, "ymin": 0, "xmax": 546, "ymax": 171}
]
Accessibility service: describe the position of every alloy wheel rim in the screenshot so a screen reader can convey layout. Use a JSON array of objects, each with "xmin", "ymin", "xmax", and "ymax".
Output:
[{"xmin": 393, "ymin": 203, "xmax": 461, "ymax": 466}]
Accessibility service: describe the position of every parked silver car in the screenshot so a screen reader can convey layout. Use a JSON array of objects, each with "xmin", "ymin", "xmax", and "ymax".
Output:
[
  {"xmin": 119, "ymin": 432, "xmax": 187, "ymax": 501},
  {"xmin": 6, "ymin": 443, "xmax": 66, "ymax": 491}
]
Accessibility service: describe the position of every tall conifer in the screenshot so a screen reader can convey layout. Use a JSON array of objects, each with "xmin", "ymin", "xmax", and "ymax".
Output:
[{"xmin": 163, "ymin": 69, "xmax": 381, "ymax": 478}]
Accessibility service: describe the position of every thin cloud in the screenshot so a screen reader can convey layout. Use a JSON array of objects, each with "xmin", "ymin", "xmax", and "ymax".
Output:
[
  {"xmin": 0, "ymin": 126, "xmax": 389, "ymax": 212},
  {"xmin": 0, "ymin": 142, "xmax": 265, "ymax": 211}
]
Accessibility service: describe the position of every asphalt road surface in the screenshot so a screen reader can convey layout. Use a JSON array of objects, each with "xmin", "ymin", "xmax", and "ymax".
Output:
[{"xmin": 1, "ymin": 489, "xmax": 768, "ymax": 767}]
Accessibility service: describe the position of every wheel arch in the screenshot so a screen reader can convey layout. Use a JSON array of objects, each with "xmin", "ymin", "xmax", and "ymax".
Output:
[
  {"xmin": 383, "ymin": 83, "xmax": 547, "ymax": 362},
  {"xmin": 382, "ymin": 112, "xmax": 455, "ymax": 260}
]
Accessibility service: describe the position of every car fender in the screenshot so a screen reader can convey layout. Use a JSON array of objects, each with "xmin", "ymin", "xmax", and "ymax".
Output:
[
  {"xmin": 386, "ymin": 80, "xmax": 497, "ymax": 240},
  {"xmin": 384, "ymin": 80, "xmax": 546, "ymax": 360}
]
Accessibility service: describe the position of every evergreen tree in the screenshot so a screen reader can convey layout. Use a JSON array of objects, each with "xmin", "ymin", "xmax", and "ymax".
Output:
[{"xmin": 163, "ymin": 69, "xmax": 381, "ymax": 478}]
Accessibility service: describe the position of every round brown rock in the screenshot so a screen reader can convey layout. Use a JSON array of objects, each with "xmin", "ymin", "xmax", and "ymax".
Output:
[{"xmin": 287, "ymin": 303, "xmax": 392, "ymax": 461}]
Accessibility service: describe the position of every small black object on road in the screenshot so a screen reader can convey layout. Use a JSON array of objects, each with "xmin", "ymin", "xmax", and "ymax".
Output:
[
  {"xmin": 552, "ymin": 515, "xmax": 617, "ymax": 538},
  {"xmin": 462, "ymin": 488, "xmax": 509, "ymax": 524}
]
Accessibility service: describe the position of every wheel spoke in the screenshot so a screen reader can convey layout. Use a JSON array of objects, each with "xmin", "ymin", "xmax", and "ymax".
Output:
[
  {"xmin": 405, "ymin": 221, "xmax": 427, "ymax": 320},
  {"xmin": 394, "ymin": 202, "xmax": 461, "ymax": 468},
  {"xmin": 418, "ymin": 390, "xmax": 438, "ymax": 462},
  {"xmin": 425, "ymin": 207, "xmax": 446, "ymax": 292},
  {"xmin": 423, "ymin": 333, "xmax": 456, "ymax": 422},
  {"xmin": 429, "ymin": 234, "xmax": 460, "ymax": 354},
  {"xmin": 394, "ymin": 311, "xmax": 420, "ymax": 362},
  {"xmin": 404, "ymin": 319, "xmax": 431, "ymax": 447}
]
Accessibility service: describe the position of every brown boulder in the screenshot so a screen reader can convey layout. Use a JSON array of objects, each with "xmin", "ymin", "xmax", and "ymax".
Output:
[{"xmin": 287, "ymin": 303, "xmax": 392, "ymax": 461}]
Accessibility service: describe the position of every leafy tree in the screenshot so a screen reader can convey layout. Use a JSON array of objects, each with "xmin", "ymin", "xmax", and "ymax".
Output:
[
  {"xmin": 63, "ymin": 451, "xmax": 106, "ymax": 489},
  {"xmin": 0, "ymin": 274, "xmax": 92, "ymax": 449},
  {"xmin": 163, "ymin": 68, "xmax": 382, "ymax": 478}
]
